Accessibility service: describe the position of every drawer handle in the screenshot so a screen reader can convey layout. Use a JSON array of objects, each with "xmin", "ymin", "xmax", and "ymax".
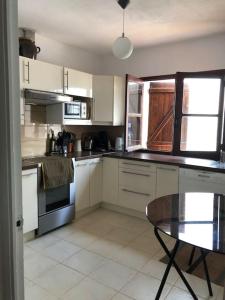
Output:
[
  {"xmin": 158, "ymin": 167, "xmax": 176, "ymax": 172},
  {"xmin": 25, "ymin": 61, "xmax": 30, "ymax": 83},
  {"xmin": 22, "ymin": 173, "xmax": 35, "ymax": 177},
  {"xmin": 122, "ymin": 171, "xmax": 150, "ymax": 177},
  {"xmin": 122, "ymin": 162, "xmax": 150, "ymax": 168},
  {"xmin": 122, "ymin": 188, "xmax": 150, "ymax": 197},
  {"xmin": 198, "ymin": 174, "xmax": 211, "ymax": 178}
]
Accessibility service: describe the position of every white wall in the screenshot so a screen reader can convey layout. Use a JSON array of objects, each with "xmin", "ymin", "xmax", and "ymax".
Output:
[
  {"xmin": 35, "ymin": 34, "xmax": 101, "ymax": 74},
  {"xmin": 100, "ymin": 33, "xmax": 225, "ymax": 77}
]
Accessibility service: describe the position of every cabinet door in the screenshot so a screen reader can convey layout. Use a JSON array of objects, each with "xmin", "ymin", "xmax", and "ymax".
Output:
[
  {"xmin": 20, "ymin": 56, "xmax": 63, "ymax": 93},
  {"xmin": 102, "ymin": 158, "xmax": 119, "ymax": 205},
  {"xmin": 156, "ymin": 165, "xmax": 179, "ymax": 198},
  {"xmin": 22, "ymin": 169, "xmax": 38, "ymax": 234},
  {"xmin": 75, "ymin": 161, "xmax": 90, "ymax": 211},
  {"xmin": 113, "ymin": 76, "xmax": 125, "ymax": 126},
  {"xmin": 89, "ymin": 159, "xmax": 102, "ymax": 206},
  {"xmin": 64, "ymin": 67, "xmax": 92, "ymax": 97},
  {"xmin": 93, "ymin": 76, "xmax": 114, "ymax": 123}
]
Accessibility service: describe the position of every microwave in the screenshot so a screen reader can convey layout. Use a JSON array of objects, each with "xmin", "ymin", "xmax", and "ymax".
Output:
[{"xmin": 64, "ymin": 102, "xmax": 88, "ymax": 119}]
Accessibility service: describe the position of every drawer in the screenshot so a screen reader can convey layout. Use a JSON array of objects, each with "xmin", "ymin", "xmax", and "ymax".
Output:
[
  {"xmin": 119, "ymin": 159, "xmax": 156, "ymax": 173},
  {"xmin": 119, "ymin": 169, "xmax": 155, "ymax": 193},
  {"xmin": 118, "ymin": 186, "xmax": 154, "ymax": 212},
  {"xmin": 180, "ymin": 168, "xmax": 225, "ymax": 184}
]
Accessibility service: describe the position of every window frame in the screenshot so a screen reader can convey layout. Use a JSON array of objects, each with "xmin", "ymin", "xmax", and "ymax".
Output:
[
  {"xmin": 173, "ymin": 71, "xmax": 225, "ymax": 160},
  {"xmin": 125, "ymin": 70, "xmax": 225, "ymax": 160}
]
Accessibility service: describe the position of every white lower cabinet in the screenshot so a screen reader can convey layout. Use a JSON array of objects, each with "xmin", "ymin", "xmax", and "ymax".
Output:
[
  {"xmin": 156, "ymin": 164, "xmax": 179, "ymax": 198},
  {"xmin": 22, "ymin": 168, "xmax": 38, "ymax": 234},
  {"xmin": 118, "ymin": 160, "xmax": 156, "ymax": 212},
  {"xmin": 102, "ymin": 158, "xmax": 119, "ymax": 205},
  {"xmin": 75, "ymin": 158, "xmax": 102, "ymax": 212}
]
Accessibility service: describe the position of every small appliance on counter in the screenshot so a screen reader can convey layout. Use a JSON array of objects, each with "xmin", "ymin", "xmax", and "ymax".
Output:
[
  {"xmin": 83, "ymin": 136, "xmax": 94, "ymax": 151},
  {"xmin": 74, "ymin": 139, "xmax": 82, "ymax": 152},
  {"xmin": 93, "ymin": 131, "xmax": 112, "ymax": 152},
  {"xmin": 115, "ymin": 137, "xmax": 124, "ymax": 151}
]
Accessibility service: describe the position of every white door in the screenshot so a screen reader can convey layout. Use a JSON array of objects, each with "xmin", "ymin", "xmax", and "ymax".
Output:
[
  {"xmin": 102, "ymin": 158, "xmax": 119, "ymax": 205},
  {"xmin": 92, "ymin": 75, "xmax": 114, "ymax": 123},
  {"xmin": 20, "ymin": 57, "xmax": 64, "ymax": 93},
  {"xmin": 75, "ymin": 161, "xmax": 90, "ymax": 211},
  {"xmin": 64, "ymin": 67, "xmax": 92, "ymax": 97},
  {"xmin": 156, "ymin": 165, "xmax": 179, "ymax": 198},
  {"xmin": 22, "ymin": 169, "xmax": 38, "ymax": 233},
  {"xmin": 89, "ymin": 159, "xmax": 102, "ymax": 206}
]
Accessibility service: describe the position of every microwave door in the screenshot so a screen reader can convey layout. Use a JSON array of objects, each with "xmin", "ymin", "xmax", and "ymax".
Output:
[{"xmin": 65, "ymin": 103, "xmax": 81, "ymax": 118}]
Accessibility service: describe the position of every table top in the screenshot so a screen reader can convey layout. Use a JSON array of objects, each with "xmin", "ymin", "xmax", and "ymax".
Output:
[{"xmin": 146, "ymin": 193, "xmax": 225, "ymax": 254}]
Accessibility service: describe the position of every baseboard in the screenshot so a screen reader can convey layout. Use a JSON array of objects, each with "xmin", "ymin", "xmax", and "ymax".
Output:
[
  {"xmin": 75, "ymin": 203, "xmax": 101, "ymax": 219},
  {"xmin": 100, "ymin": 202, "xmax": 147, "ymax": 220}
]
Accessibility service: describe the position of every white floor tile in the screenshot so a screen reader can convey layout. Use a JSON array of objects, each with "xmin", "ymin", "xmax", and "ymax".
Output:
[
  {"xmin": 175, "ymin": 272, "xmax": 221, "ymax": 299},
  {"xmin": 43, "ymin": 239, "xmax": 81, "ymax": 262},
  {"xmin": 115, "ymin": 246, "xmax": 151, "ymax": 271},
  {"xmin": 24, "ymin": 252, "xmax": 57, "ymax": 280},
  {"xmin": 128, "ymin": 232, "xmax": 160, "ymax": 255},
  {"xmin": 34, "ymin": 264, "xmax": 84, "ymax": 297},
  {"xmin": 107, "ymin": 227, "xmax": 139, "ymax": 245},
  {"xmin": 90, "ymin": 260, "xmax": 137, "ymax": 291},
  {"xmin": 62, "ymin": 277, "xmax": 116, "ymax": 300},
  {"xmin": 121, "ymin": 273, "xmax": 172, "ymax": 300},
  {"xmin": 64, "ymin": 228, "xmax": 98, "ymax": 248},
  {"xmin": 63, "ymin": 249, "xmax": 106, "ymax": 275},
  {"xmin": 165, "ymin": 286, "xmax": 205, "ymax": 300},
  {"xmin": 120, "ymin": 217, "xmax": 151, "ymax": 235},
  {"xmin": 141, "ymin": 259, "xmax": 179, "ymax": 285},
  {"xmin": 25, "ymin": 284, "xmax": 59, "ymax": 300},
  {"xmin": 51, "ymin": 224, "xmax": 77, "ymax": 239},
  {"xmin": 26, "ymin": 233, "xmax": 59, "ymax": 251},
  {"xmin": 112, "ymin": 293, "xmax": 134, "ymax": 300},
  {"xmin": 87, "ymin": 237, "xmax": 124, "ymax": 260}
]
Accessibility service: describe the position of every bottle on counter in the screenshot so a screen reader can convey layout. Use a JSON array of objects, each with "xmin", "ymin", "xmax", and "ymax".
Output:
[{"xmin": 49, "ymin": 129, "xmax": 56, "ymax": 153}]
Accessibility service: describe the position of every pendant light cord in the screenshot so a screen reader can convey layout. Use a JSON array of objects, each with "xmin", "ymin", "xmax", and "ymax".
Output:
[{"xmin": 122, "ymin": 9, "xmax": 125, "ymax": 37}]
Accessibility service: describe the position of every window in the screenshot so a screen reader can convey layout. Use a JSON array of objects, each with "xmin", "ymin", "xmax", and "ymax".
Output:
[{"xmin": 125, "ymin": 71, "xmax": 225, "ymax": 159}]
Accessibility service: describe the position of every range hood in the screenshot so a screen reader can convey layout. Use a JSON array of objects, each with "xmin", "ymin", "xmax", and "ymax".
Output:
[{"xmin": 24, "ymin": 89, "xmax": 73, "ymax": 105}]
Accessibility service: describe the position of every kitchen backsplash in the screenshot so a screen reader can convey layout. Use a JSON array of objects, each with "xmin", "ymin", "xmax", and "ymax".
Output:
[
  {"xmin": 21, "ymin": 105, "xmax": 124, "ymax": 157},
  {"xmin": 21, "ymin": 105, "xmax": 61, "ymax": 157}
]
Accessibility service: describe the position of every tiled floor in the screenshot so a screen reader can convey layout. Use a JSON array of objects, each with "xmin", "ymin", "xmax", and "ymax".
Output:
[{"xmin": 24, "ymin": 208, "xmax": 224, "ymax": 300}]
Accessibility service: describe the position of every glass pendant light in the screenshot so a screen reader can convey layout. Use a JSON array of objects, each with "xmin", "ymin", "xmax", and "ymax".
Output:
[{"xmin": 112, "ymin": 5, "xmax": 133, "ymax": 59}]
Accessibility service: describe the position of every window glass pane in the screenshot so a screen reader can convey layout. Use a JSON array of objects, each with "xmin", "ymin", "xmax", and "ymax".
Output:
[
  {"xmin": 147, "ymin": 80, "xmax": 175, "ymax": 152},
  {"xmin": 127, "ymin": 117, "xmax": 141, "ymax": 147},
  {"xmin": 182, "ymin": 78, "xmax": 221, "ymax": 114},
  {"xmin": 128, "ymin": 83, "xmax": 142, "ymax": 114},
  {"xmin": 180, "ymin": 116, "xmax": 218, "ymax": 151}
]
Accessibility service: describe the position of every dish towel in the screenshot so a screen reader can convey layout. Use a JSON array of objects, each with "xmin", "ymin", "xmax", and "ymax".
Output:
[{"xmin": 41, "ymin": 157, "xmax": 74, "ymax": 190}]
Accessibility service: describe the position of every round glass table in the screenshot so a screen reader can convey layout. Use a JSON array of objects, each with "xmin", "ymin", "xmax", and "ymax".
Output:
[{"xmin": 146, "ymin": 192, "xmax": 225, "ymax": 300}]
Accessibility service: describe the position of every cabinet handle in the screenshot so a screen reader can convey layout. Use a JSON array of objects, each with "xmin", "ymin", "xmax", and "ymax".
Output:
[
  {"xmin": 65, "ymin": 70, "xmax": 69, "ymax": 90},
  {"xmin": 122, "ymin": 170, "xmax": 150, "ymax": 177},
  {"xmin": 122, "ymin": 162, "xmax": 150, "ymax": 168},
  {"xmin": 122, "ymin": 188, "xmax": 150, "ymax": 197},
  {"xmin": 198, "ymin": 174, "xmax": 211, "ymax": 178},
  {"xmin": 158, "ymin": 166, "xmax": 176, "ymax": 172},
  {"xmin": 25, "ymin": 61, "xmax": 30, "ymax": 83}
]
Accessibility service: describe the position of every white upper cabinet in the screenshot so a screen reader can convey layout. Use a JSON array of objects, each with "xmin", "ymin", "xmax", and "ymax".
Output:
[
  {"xmin": 64, "ymin": 67, "xmax": 92, "ymax": 97},
  {"xmin": 92, "ymin": 75, "xmax": 125, "ymax": 125},
  {"xmin": 19, "ymin": 56, "xmax": 63, "ymax": 93},
  {"xmin": 155, "ymin": 164, "xmax": 179, "ymax": 198}
]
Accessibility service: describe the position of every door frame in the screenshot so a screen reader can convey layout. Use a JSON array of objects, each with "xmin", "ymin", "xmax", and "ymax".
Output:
[{"xmin": 0, "ymin": 0, "xmax": 24, "ymax": 299}]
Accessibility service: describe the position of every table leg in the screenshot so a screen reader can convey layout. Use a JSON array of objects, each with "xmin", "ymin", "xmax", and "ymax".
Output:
[{"xmin": 154, "ymin": 227, "xmax": 198, "ymax": 300}]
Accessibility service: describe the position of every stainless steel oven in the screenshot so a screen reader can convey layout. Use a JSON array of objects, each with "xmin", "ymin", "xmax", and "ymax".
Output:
[{"xmin": 36, "ymin": 158, "xmax": 76, "ymax": 236}]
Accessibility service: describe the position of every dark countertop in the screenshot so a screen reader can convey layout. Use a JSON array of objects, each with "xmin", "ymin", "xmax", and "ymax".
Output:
[
  {"xmin": 105, "ymin": 152, "xmax": 225, "ymax": 173},
  {"xmin": 22, "ymin": 151, "xmax": 115, "ymax": 170}
]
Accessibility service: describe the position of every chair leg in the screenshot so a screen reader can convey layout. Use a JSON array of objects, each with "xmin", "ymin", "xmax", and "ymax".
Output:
[{"xmin": 188, "ymin": 246, "xmax": 196, "ymax": 266}]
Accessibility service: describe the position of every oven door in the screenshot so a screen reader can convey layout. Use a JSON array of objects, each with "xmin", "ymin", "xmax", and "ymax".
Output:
[{"xmin": 64, "ymin": 102, "xmax": 81, "ymax": 119}]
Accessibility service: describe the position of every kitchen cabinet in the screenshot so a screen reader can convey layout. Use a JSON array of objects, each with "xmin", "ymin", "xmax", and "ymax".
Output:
[
  {"xmin": 156, "ymin": 164, "xmax": 179, "ymax": 198},
  {"xmin": 22, "ymin": 168, "xmax": 38, "ymax": 234},
  {"xmin": 92, "ymin": 75, "xmax": 125, "ymax": 125},
  {"xmin": 179, "ymin": 168, "xmax": 225, "ymax": 194},
  {"xmin": 75, "ymin": 160, "xmax": 90, "ymax": 212},
  {"xmin": 102, "ymin": 157, "xmax": 119, "ymax": 205},
  {"xmin": 118, "ymin": 160, "xmax": 156, "ymax": 212},
  {"xmin": 64, "ymin": 67, "xmax": 92, "ymax": 97},
  {"xmin": 19, "ymin": 56, "xmax": 63, "ymax": 93},
  {"xmin": 89, "ymin": 158, "xmax": 102, "ymax": 206},
  {"xmin": 75, "ymin": 158, "xmax": 103, "ymax": 212}
]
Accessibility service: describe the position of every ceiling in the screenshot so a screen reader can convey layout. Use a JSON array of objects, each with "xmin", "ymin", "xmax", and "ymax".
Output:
[{"xmin": 18, "ymin": 0, "xmax": 225, "ymax": 55}]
